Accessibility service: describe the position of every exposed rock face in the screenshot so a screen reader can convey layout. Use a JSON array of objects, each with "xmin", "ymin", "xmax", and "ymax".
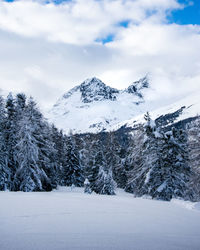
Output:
[
  {"xmin": 79, "ymin": 77, "xmax": 119, "ymax": 103},
  {"xmin": 126, "ymin": 76, "xmax": 149, "ymax": 98}
]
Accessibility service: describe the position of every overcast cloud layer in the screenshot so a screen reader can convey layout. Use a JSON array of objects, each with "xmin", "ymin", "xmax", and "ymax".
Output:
[{"xmin": 0, "ymin": 0, "xmax": 200, "ymax": 110}]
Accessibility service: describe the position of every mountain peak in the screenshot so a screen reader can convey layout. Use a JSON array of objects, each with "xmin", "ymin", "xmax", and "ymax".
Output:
[
  {"xmin": 126, "ymin": 76, "xmax": 149, "ymax": 98},
  {"xmin": 61, "ymin": 76, "xmax": 149, "ymax": 104},
  {"xmin": 81, "ymin": 77, "xmax": 102, "ymax": 86},
  {"xmin": 80, "ymin": 77, "xmax": 119, "ymax": 103},
  {"xmin": 48, "ymin": 76, "xmax": 152, "ymax": 133}
]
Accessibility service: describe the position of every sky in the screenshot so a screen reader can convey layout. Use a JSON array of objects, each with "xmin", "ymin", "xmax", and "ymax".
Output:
[{"xmin": 0, "ymin": 0, "xmax": 200, "ymax": 110}]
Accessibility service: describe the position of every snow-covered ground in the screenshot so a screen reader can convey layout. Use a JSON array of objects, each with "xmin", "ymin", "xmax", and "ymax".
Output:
[{"xmin": 0, "ymin": 187, "xmax": 200, "ymax": 250}]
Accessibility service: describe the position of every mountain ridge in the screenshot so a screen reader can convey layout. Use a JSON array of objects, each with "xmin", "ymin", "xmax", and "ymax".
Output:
[
  {"xmin": 56, "ymin": 76, "xmax": 149, "ymax": 104},
  {"xmin": 48, "ymin": 76, "xmax": 150, "ymax": 134},
  {"xmin": 47, "ymin": 76, "xmax": 200, "ymax": 134}
]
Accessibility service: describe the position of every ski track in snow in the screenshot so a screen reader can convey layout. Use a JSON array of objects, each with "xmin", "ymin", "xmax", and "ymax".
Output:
[{"xmin": 0, "ymin": 187, "xmax": 200, "ymax": 250}]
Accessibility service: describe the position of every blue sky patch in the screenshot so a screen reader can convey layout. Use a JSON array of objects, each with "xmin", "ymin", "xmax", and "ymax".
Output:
[
  {"xmin": 96, "ymin": 34, "xmax": 114, "ymax": 44},
  {"xmin": 118, "ymin": 20, "xmax": 130, "ymax": 28},
  {"xmin": 168, "ymin": 0, "xmax": 200, "ymax": 25}
]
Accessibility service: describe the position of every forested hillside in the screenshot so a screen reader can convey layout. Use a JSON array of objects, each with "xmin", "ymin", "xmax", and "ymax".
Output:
[{"xmin": 0, "ymin": 93, "xmax": 200, "ymax": 202}]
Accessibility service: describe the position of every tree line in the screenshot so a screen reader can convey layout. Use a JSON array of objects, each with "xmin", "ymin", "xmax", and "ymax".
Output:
[
  {"xmin": 0, "ymin": 93, "xmax": 83, "ymax": 192},
  {"xmin": 0, "ymin": 93, "xmax": 200, "ymax": 201}
]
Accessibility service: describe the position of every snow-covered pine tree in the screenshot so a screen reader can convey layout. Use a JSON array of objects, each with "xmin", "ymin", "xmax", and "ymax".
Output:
[
  {"xmin": 91, "ymin": 144, "xmax": 105, "ymax": 193},
  {"xmin": 187, "ymin": 117, "xmax": 200, "ymax": 171},
  {"xmin": 26, "ymin": 97, "xmax": 54, "ymax": 191},
  {"xmin": 125, "ymin": 124, "xmax": 145, "ymax": 193},
  {"xmin": 95, "ymin": 167, "xmax": 116, "ymax": 195},
  {"xmin": 84, "ymin": 178, "xmax": 92, "ymax": 194},
  {"xmin": 125, "ymin": 112, "xmax": 163, "ymax": 198},
  {"xmin": 50, "ymin": 125, "xmax": 65, "ymax": 186},
  {"xmin": 82, "ymin": 137, "xmax": 100, "ymax": 186},
  {"xmin": 147, "ymin": 127, "xmax": 191, "ymax": 201},
  {"xmin": 187, "ymin": 117, "xmax": 200, "ymax": 201},
  {"xmin": 40, "ymin": 123, "xmax": 58, "ymax": 190},
  {"xmin": 112, "ymin": 142, "xmax": 128, "ymax": 189},
  {"xmin": 62, "ymin": 135, "xmax": 84, "ymax": 187},
  {"xmin": 125, "ymin": 112, "xmax": 192, "ymax": 201},
  {"xmin": 14, "ymin": 93, "xmax": 27, "ymax": 138},
  {"xmin": 5, "ymin": 93, "xmax": 18, "ymax": 190},
  {"xmin": 79, "ymin": 131, "xmax": 129, "ymax": 190},
  {"xmin": 56, "ymin": 132, "xmax": 70, "ymax": 186},
  {"xmin": 140, "ymin": 115, "xmax": 164, "ymax": 198},
  {"xmin": 90, "ymin": 136, "xmax": 117, "ymax": 195},
  {"xmin": 0, "ymin": 96, "xmax": 10, "ymax": 190},
  {"xmin": 13, "ymin": 113, "xmax": 42, "ymax": 191},
  {"xmin": 105, "ymin": 132, "xmax": 125, "ymax": 188},
  {"xmin": 15, "ymin": 93, "xmax": 26, "ymax": 118}
]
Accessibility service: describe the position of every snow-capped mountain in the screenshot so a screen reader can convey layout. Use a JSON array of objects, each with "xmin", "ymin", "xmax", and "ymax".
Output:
[
  {"xmin": 47, "ymin": 77, "xmax": 149, "ymax": 133},
  {"xmin": 111, "ymin": 89, "xmax": 200, "ymax": 131},
  {"xmin": 48, "ymin": 76, "xmax": 200, "ymax": 134}
]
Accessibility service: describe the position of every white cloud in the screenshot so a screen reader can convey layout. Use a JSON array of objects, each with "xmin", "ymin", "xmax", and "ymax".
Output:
[
  {"xmin": 0, "ymin": 0, "xmax": 199, "ymax": 111},
  {"xmin": 0, "ymin": 0, "xmax": 181, "ymax": 44},
  {"xmin": 105, "ymin": 22, "xmax": 200, "ymax": 100}
]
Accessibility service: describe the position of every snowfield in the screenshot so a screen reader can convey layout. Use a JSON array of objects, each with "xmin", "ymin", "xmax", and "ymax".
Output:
[{"xmin": 0, "ymin": 188, "xmax": 200, "ymax": 250}]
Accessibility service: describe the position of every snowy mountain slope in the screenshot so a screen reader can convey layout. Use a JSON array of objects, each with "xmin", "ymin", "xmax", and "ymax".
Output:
[
  {"xmin": 48, "ymin": 76, "xmax": 200, "ymax": 134},
  {"xmin": 47, "ymin": 77, "xmax": 149, "ymax": 134},
  {"xmin": 111, "ymin": 89, "xmax": 200, "ymax": 131}
]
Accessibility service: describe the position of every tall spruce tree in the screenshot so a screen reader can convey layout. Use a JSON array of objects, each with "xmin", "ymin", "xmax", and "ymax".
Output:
[
  {"xmin": 126, "ymin": 113, "xmax": 192, "ymax": 201},
  {"xmin": 95, "ymin": 167, "xmax": 116, "ymax": 195},
  {"xmin": 91, "ymin": 136, "xmax": 117, "ymax": 195},
  {"xmin": 81, "ymin": 136, "xmax": 102, "ymax": 192},
  {"xmin": 56, "ymin": 132, "xmax": 70, "ymax": 186},
  {"xmin": 187, "ymin": 117, "xmax": 200, "ymax": 201},
  {"xmin": 125, "ymin": 112, "xmax": 163, "ymax": 198},
  {"xmin": 62, "ymin": 135, "xmax": 84, "ymax": 187},
  {"xmin": 26, "ymin": 97, "xmax": 54, "ymax": 191},
  {"xmin": 153, "ymin": 127, "xmax": 191, "ymax": 201},
  {"xmin": 13, "ymin": 113, "xmax": 42, "ymax": 191},
  {"xmin": 49, "ymin": 125, "xmax": 64, "ymax": 186},
  {"xmin": 125, "ymin": 125, "xmax": 144, "ymax": 193},
  {"xmin": 5, "ymin": 93, "xmax": 17, "ymax": 190},
  {"xmin": 0, "ymin": 96, "xmax": 10, "ymax": 190}
]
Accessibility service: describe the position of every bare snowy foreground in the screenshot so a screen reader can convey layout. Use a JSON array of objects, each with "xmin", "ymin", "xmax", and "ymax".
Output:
[{"xmin": 0, "ymin": 188, "xmax": 200, "ymax": 250}]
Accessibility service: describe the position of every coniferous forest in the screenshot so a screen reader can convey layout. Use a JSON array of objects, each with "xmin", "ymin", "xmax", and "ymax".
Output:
[{"xmin": 0, "ymin": 93, "xmax": 200, "ymax": 202}]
